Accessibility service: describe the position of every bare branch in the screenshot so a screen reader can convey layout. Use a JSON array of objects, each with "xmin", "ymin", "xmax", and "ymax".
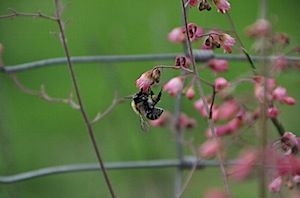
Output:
[{"xmin": 9, "ymin": 73, "xmax": 80, "ymax": 109}]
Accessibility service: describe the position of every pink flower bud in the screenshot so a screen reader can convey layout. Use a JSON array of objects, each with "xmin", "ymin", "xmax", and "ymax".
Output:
[
  {"xmin": 168, "ymin": 27, "xmax": 185, "ymax": 43},
  {"xmin": 185, "ymin": 85, "xmax": 195, "ymax": 100},
  {"xmin": 212, "ymin": 0, "xmax": 230, "ymax": 14},
  {"xmin": 283, "ymin": 96, "xmax": 296, "ymax": 105},
  {"xmin": 293, "ymin": 175, "xmax": 300, "ymax": 184},
  {"xmin": 218, "ymin": 33, "xmax": 235, "ymax": 53},
  {"xmin": 179, "ymin": 113, "xmax": 197, "ymax": 129},
  {"xmin": 199, "ymin": 140, "xmax": 222, "ymax": 159},
  {"xmin": 183, "ymin": 23, "xmax": 198, "ymax": 41},
  {"xmin": 194, "ymin": 98, "xmax": 219, "ymax": 121},
  {"xmin": 208, "ymin": 59, "xmax": 228, "ymax": 73},
  {"xmin": 163, "ymin": 76, "xmax": 184, "ymax": 97},
  {"xmin": 267, "ymin": 106, "xmax": 280, "ymax": 118},
  {"xmin": 188, "ymin": 0, "xmax": 200, "ymax": 7},
  {"xmin": 214, "ymin": 77, "xmax": 229, "ymax": 91},
  {"xmin": 269, "ymin": 177, "xmax": 282, "ymax": 193},
  {"xmin": 218, "ymin": 99, "xmax": 240, "ymax": 120}
]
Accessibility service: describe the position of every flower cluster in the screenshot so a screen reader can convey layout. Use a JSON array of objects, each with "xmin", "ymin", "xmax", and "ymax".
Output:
[
  {"xmin": 186, "ymin": 0, "xmax": 231, "ymax": 14},
  {"xmin": 168, "ymin": 24, "xmax": 235, "ymax": 54}
]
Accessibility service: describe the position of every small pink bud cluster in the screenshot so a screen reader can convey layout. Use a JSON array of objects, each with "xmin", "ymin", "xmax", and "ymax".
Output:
[
  {"xmin": 253, "ymin": 76, "xmax": 296, "ymax": 119},
  {"xmin": 186, "ymin": 0, "xmax": 231, "ymax": 14},
  {"xmin": 168, "ymin": 25, "xmax": 235, "ymax": 53}
]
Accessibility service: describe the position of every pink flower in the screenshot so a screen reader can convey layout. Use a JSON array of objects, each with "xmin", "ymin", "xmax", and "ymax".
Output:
[
  {"xmin": 281, "ymin": 132, "xmax": 299, "ymax": 155},
  {"xmin": 168, "ymin": 27, "xmax": 185, "ymax": 43},
  {"xmin": 182, "ymin": 23, "xmax": 203, "ymax": 42},
  {"xmin": 253, "ymin": 76, "xmax": 276, "ymax": 103},
  {"xmin": 187, "ymin": 0, "xmax": 200, "ymax": 7},
  {"xmin": 214, "ymin": 77, "xmax": 229, "ymax": 91},
  {"xmin": 293, "ymin": 175, "xmax": 300, "ymax": 184},
  {"xmin": 245, "ymin": 19, "xmax": 271, "ymax": 37},
  {"xmin": 174, "ymin": 55, "xmax": 188, "ymax": 68},
  {"xmin": 199, "ymin": 140, "xmax": 222, "ymax": 159},
  {"xmin": 208, "ymin": 59, "xmax": 228, "ymax": 73},
  {"xmin": 212, "ymin": 0, "xmax": 230, "ymax": 14},
  {"xmin": 218, "ymin": 99, "xmax": 240, "ymax": 120},
  {"xmin": 273, "ymin": 86, "xmax": 287, "ymax": 101},
  {"xmin": 185, "ymin": 85, "xmax": 195, "ymax": 100},
  {"xmin": 163, "ymin": 76, "xmax": 184, "ymax": 97},
  {"xmin": 179, "ymin": 113, "xmax": 197, "ymax": 129},
  {"xmin": 218, "ymin": 33, "xmax": 235, "ymax": 53},
  {"xmin": 194, "ymin": 98, "xmax": 219, "ymax": 121},
  {"xmin": 229, "ymin": 149, "xmax": 258, "ymax": 181},
  {"xmin": 283, "ymin": 96, "xmax": 296, "ymax": 105},
  {"xmin": 271, "ymin": 55, "xmax": 288, "ymax": 73},
  {"xmin": 136, "ymin": 68, "xmax": 161, "ymax": 92},
  {"xmin": 269, "ymin": 177, "xmax": 282, "ymax": 192},
  {"xmin": 267, "ymin": 106, "xmax": 280, "ymax": 118}
]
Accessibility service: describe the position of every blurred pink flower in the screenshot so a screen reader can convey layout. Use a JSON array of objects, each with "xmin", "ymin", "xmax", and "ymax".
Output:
[
  {"xmin": 273, "ymin": 86, "xmax": 287, "ymax": 101},
  {"xmin": 168, "ymin": 27, "xmax": 185, "ymax": 43},
  {"xmin": 218, "ymin": 99, "xmax": 240, "ymax": 120},
  {"xmin": 163, "ymin": 76, "xmax": 184, "ymax": 97},
  {"xmin": 271, "ymin": 55, "xmax": 288, "ymax": 73},
  {"xmin": 185, "ymin": 85, "xmax": 195, "ymax": 100},
  {"xmin": 269, "ymin": 177, "xmax": 282, "ymax": 192},
  {"xmin": 218, "ymin": 33, "xmax": 235, "ymax": 53},
  {"xmin": 283, "ymin": 96, "xmax": 296, "ymax": 105},
  {"xmin": 199, "ymin": 140, "xmax": 222, "ymax": 159},
  {"xmin": 208, "ymin": 59, "xmax": 228, "ymax": 73},
  {"xmin": 212, "ymin": 0, "xmax": 230, "ymax": 14},
  {"xmin": 229, "ymin": 148, "xmax": 258, "ymax": 181},
  {"xmin": 267, "ymin": 106, "xmax": 280, "ymax": 118},
  {"xmin": 179, "ymin": 112, "xmax": 197, "ymax": 129},
  {"xmin": 214, "ymin": 77, "xmax": 229, "ymax": 91},
  {"xmin": 194, "ymin": 98, "xmax": 219, "ymax": 121},
  {"xmin": 245, "ymin": 19, "xmax": 271, "ymax": 37}
]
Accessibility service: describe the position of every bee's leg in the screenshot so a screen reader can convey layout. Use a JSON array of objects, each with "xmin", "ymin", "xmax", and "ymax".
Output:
[{"xmin": 155, "ymin": 87, "xmax": 163, "ymax": 104}]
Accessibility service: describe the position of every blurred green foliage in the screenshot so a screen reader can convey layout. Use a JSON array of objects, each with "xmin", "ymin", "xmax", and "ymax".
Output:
[{"xmin": 0, "ymin": 0, "xmax": 299, "ymax": 197}]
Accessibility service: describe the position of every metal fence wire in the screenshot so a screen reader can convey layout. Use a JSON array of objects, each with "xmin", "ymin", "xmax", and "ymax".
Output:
[{"xmin": 1, "ymin": 49, "xmax": 300, "ymax": 197}]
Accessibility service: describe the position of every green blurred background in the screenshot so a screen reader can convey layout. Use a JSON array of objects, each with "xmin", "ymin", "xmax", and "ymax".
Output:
[{"xmin": 0, "ymin": 0, "xmax": 299, "ymax": 197}]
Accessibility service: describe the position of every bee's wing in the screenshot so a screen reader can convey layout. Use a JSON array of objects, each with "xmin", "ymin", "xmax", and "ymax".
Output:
[{"xmin": 139, "ymin": 114, "xmax": 150, "ymax": 132}]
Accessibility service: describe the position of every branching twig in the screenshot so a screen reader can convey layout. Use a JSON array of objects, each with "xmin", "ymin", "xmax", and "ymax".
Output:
[
  {"xmin": 91, "ymin": 92, "xmax": 123, "ymax": 125},
  {"xmin": 9, "ymin": 73, "xmax": 80, "ymax": 109}
]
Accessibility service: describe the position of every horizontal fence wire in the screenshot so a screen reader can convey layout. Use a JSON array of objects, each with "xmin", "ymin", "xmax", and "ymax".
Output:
[
  {"xmin": 0, "ymin": 157, "xmax": 235, "ymax": 184},
  {"xmin": 2, "ymin": 49, "xmax": 299, "ymax": 73}
]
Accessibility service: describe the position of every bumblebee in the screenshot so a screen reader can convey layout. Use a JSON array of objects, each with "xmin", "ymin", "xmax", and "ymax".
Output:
[{"xmin": 131, "ymin": 88, "xmax": 164, "ymax": 132}]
